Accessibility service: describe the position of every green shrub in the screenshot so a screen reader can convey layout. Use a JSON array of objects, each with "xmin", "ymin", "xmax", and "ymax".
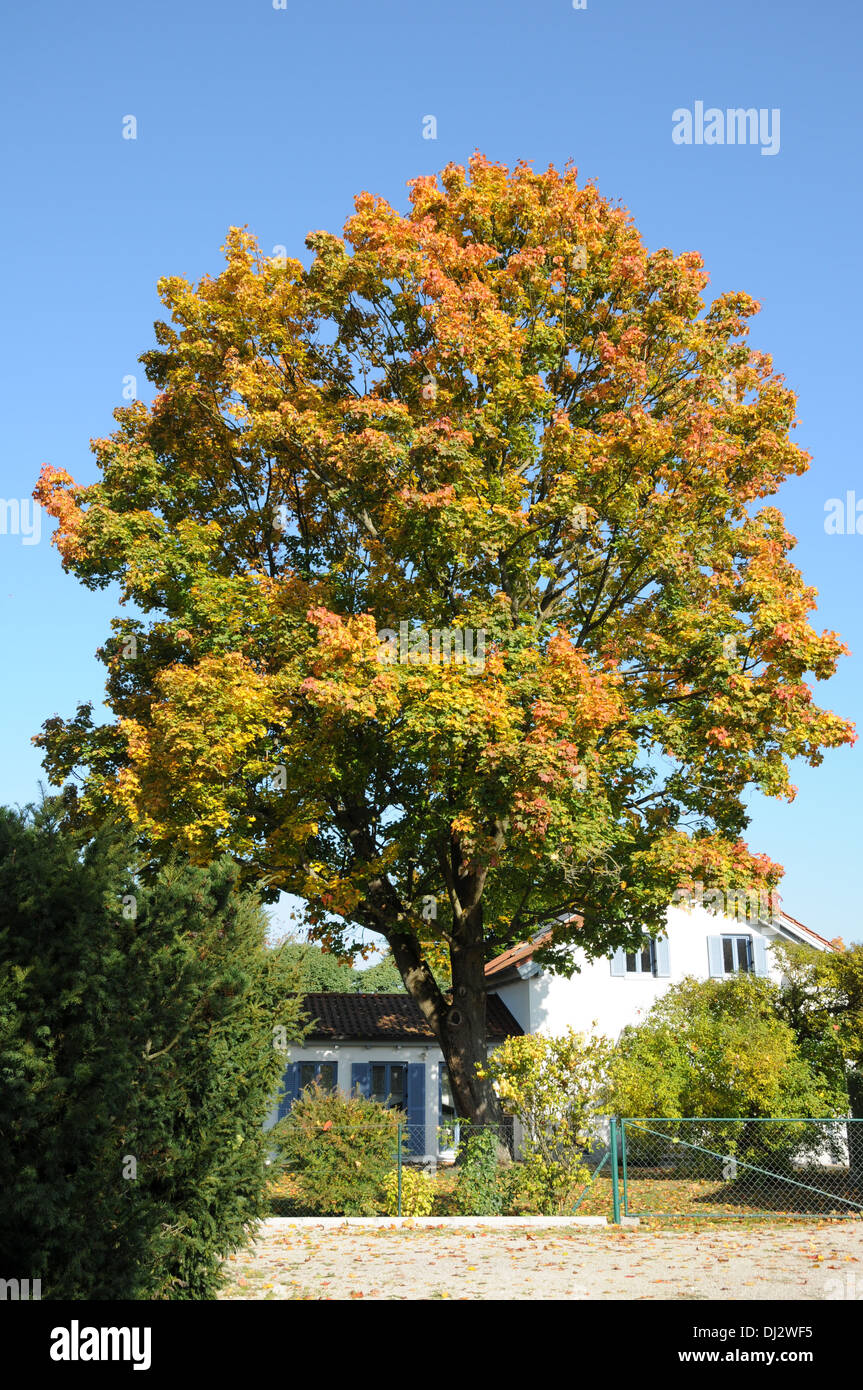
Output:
[
  {"xmin": 499, "ymin": 1154, "xmax": 591, "ymax": 1216},
  {"xmin": 382, "ymin": 1166, "xmax": 437, "ymax": 1216},
  {"xmin": 500, "ymin": 1161, "xmax": 542, "ymax": 1215},
  {"xmin": 453, "ymin": 1127, "xmax": 505, "ymax": 1215},
  {"xmin": 0, "ymin": 802, "xmax": 306, "ymax": 1300},
  {"xmin": 273, "ymin": 1085, "xmax": 400, "ymax": 1215},
  {"xmin": 607, "ymin": 974, "xmax": 848, "ymax": 1168}
]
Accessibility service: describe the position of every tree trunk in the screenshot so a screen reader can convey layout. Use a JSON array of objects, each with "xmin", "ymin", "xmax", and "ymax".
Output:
[
  {"xmin": 384, "ymin": 905, "xmax": 506, "ymax": 1137},
  {"xmin": 443, "ymin": 907, "xmax": 505, "ymax": 1129},
  {"xmin": 363, "ymin": 825, "xmax": 508, "ymax": 1142}
]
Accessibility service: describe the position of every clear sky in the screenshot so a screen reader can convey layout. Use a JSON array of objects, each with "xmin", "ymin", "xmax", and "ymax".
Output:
[{"xmin": 1, "ymin": 0, "xmax": 861, "ymax": 943}]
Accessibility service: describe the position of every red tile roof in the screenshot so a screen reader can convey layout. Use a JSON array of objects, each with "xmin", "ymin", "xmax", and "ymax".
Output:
[
  {"xmin": 298, "ymin": 992, "xmax": 522, "ymax": 1041},
  {"xmin": 484, "ymin": 916, "xmax": 584, "ymax": 977}
]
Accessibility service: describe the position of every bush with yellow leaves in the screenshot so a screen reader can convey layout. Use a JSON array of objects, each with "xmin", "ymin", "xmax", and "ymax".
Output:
[
  {"xmin": 382, "ymin": 1166, "xmax": 437, "ymax": 1216},
  {"xmin": 479, "ymin": 1028, "xmax": 612, "ymax": 1215}
]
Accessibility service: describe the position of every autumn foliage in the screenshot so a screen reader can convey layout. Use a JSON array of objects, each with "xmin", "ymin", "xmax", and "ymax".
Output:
[{"xmin": 35, "ymin": 155, "xmax": 854, "ymax": 1120}]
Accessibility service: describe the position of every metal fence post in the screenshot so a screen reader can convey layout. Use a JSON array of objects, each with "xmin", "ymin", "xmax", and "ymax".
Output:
[
  {"xmin": 610, "ymin": 1115, "xmax": 621, "ymax": 1224},
  {"xmin": 397, "ymin": 1122, "xmax": 403, "ymax": 1217}
]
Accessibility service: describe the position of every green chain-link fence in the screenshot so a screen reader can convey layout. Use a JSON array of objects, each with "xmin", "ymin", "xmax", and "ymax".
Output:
[
  {"xmin": 619, "ymin": 1117, "xmax": 863, "ymax": 1219},
  {"xmin": 266, "ymin": 1115, "xmax": 863, "ymax": 1219}
]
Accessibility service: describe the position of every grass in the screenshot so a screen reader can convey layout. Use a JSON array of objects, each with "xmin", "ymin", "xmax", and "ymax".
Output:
[{"xmin": 578, "ymin": 1169, "xmax": 863, "ymax": 1221}]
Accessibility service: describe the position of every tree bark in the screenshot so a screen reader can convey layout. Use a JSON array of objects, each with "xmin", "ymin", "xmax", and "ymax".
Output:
[
  {"xmin": 443, "ymin": 905, "xmax": 505, "ymax": 1127},
  {"xmin": 353, "ymin": 815, "xmax": 508, "ymax": 1135},
  {"xmin": 386, "ymin": 909, "xmax": 506, "ymax": 1131}
]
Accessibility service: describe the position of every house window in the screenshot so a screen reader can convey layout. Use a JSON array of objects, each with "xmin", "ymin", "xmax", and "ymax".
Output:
[
  {"xmin": 722, "ymin": 936, "xmax": 753, "ymax": 974},
  {"xmin": 298, "ymin": 1061, "xmax": 338, "ymax": 1093},
  {"xmin": 370, "ymin": 1062, "xmax": 407, "ymax": 1111},
  {"xmin": 625, "ymin": 942, "xmax": 655, "ymax": 975},
  {"xmin": 611, "ymin": 937, "xmax": 670, "ymax": 979}
]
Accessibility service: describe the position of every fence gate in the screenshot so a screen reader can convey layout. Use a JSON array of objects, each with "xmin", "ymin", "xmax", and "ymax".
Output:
[{"xmin": 618, "ymin": 1117, "xmax": 863, "ymax": 1219}]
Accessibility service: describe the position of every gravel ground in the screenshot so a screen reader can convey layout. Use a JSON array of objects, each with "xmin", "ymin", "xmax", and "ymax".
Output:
[{"xmin": 217, "ymin": 1221, "xmax": 863, "ymax": 1300}]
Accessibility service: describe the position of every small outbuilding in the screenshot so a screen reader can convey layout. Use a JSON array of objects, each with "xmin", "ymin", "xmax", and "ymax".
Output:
[{"xmin": 270, "ymin": 991, "xmax": 523, "ymax": 1159}]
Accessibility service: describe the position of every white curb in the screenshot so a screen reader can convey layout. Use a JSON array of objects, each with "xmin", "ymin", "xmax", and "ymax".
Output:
[{"xmin": 262, "ymin": 1215, "xmax": 608, "ymax": 1229}]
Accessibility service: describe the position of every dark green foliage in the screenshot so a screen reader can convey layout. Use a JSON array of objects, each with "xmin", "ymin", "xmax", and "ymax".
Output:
[
  {"xmin": 353, "ymin": 952, "xmax": 409, "ymax": 992},
  {"xmin": 272, "ymin": 1084, "xmax": 400, "ymax": 1215},
  {"xmin": 453, "ymin": 1127, "xmax": 505, "ymax": 1215},
  {"xmin": 0, "ymin": 802, "xmax": 305, "ymax": 1299},
  {"xmin": 275, "ymin": 941, "xmax": 448, "ymax": 993},
  {"xmin": 278, "ymin": 940, "xmax": 356, "ymax": 991}
]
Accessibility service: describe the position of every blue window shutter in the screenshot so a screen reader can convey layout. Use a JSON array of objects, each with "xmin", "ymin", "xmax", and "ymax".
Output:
[
  {"xmin": 277, "ymin": 1062, "xmax": 298, "ymax": 1121},
  {"xmin": 351, "ymin": 1062, "xmax": 371, "ymax": 1099},
  {"xmin": 438, "ymin": 1065, "xmax": 443, "ymax": 1124},
  {"xmin": 752, "ymin": 936, "xmax": 768, "ymax": 977},
  {"xmin": 707, "ymin": 936, "xmax": 724, "ymax": 978},
  {"xmin": 610, "ymin": 947, "xmax": 627, "ymax": 977},
  {"xmin": 407, "ymin": 1063, "xmax": 426, "ymax": 1156},
  {"xmin": 654, "ymin": 936, "xmax": 671, "ymax": 977}
]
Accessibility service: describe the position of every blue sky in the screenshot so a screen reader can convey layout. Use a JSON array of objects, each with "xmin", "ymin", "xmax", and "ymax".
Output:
[{"xmin": 2, "ymin": 0, "xmax": 861, "ymax": 943}]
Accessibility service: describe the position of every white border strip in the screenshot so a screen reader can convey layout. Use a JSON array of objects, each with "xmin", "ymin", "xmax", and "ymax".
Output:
[{"xmin": 262, "ymin": 1215, "xmax": 608, "ymax": 1229}]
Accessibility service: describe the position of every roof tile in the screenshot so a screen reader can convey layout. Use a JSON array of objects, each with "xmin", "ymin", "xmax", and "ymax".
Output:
[{"xmin": 298, "ymin": 992, "xmax": 522, "ymax": 1041}]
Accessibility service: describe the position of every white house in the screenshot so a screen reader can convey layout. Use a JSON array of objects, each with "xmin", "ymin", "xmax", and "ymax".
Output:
[
  {"xmin": 485, "ymin": 903, "xmax": 838, "ymax": 1039},
  {"xmin": 272, "ymin": 901, "xmax": 838, "ymax": 1159}
]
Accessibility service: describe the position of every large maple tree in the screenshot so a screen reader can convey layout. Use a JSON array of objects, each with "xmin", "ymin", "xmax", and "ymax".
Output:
[{"xmin": 36, "ymin": 155, "xmax": 854, "ymax": 1123}]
